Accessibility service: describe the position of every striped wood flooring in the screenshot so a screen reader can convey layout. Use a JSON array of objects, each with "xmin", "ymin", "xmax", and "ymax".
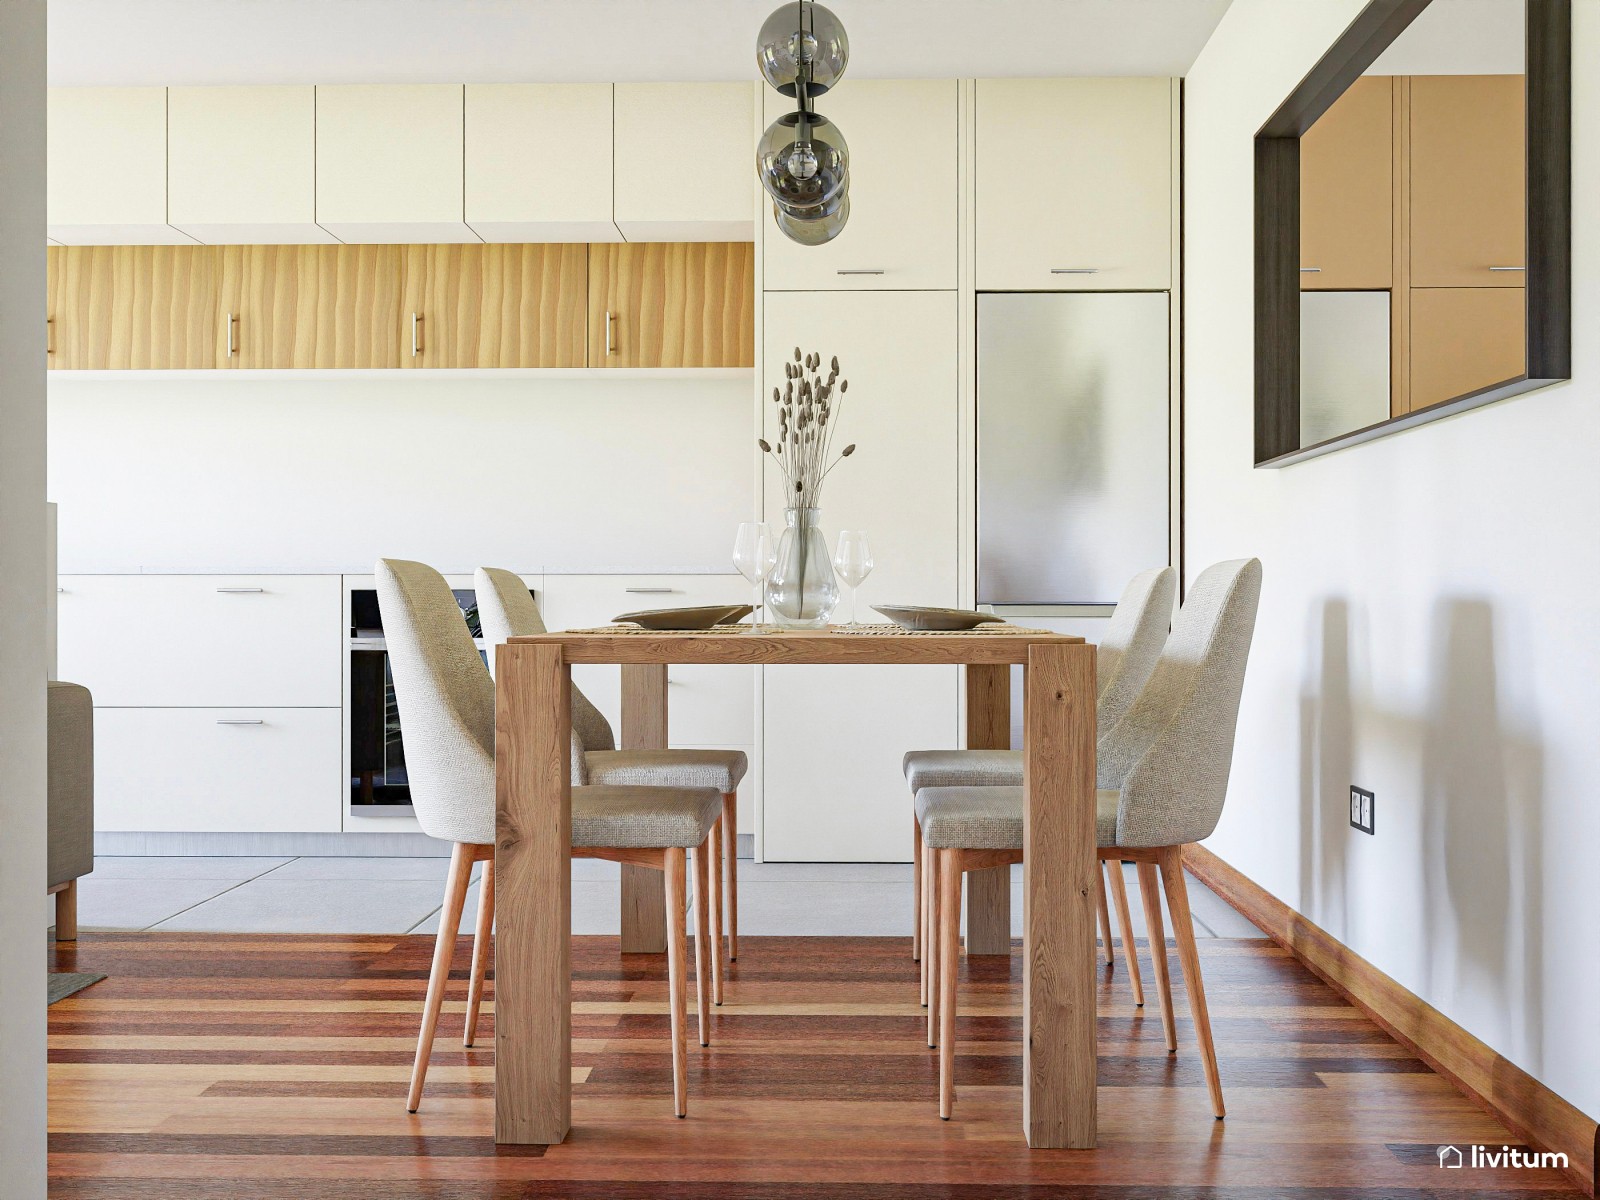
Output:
[{"xmin": 47, "ymin": 931, "xmax": 1581, "ymax": 1198}]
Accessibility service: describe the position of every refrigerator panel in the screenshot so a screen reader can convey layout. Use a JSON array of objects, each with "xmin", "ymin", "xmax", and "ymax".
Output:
[{"xmin": 977, "ymin": 292, "xmax": 1170, "ymax": 605}]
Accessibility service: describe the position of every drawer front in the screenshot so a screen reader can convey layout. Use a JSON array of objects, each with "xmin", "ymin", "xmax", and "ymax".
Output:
[
  {"xmin": 95, "ymin": 707, "xmax": 342, "ymax": 833},
  {"xmin": 539, "ymin": 575, "xmax": 754, "ymax": 747},
  {"xmin": 58, "ymin": 575, "xmax": 342, "ymax": 707}
]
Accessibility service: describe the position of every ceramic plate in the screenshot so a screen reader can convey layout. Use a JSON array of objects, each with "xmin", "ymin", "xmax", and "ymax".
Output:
[
  {"xmin": 613, "ymin": 604, "xmax": 752, "ymax": 630},
  {"xmin": 871, "ymin": 605, "xmax": 1006, "ymax": 631}
]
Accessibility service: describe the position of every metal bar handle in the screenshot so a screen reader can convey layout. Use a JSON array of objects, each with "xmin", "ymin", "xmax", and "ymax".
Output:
[
  {"xmin": 1488, "ymin": 266, "xmax": 1525, "ymax": 271},
  {"xmin": 216, "ymin": 587, "xmax": 265, "ymax": 594},
  {"xmin": 836, "ymin": 269, "xmax": 885, "ymax": 275},
  {"xmin": 1300, "ymin": 267, "xmax": 1322, "ymax": 273},
  {"xmin": 226, "ymin": 312, "xmax": 237, "ymax": 358},
  {"xmin": 624, "ymin": 587, "xmax": 675, "ymax": 594},
  {"xmin": 605, "ymin": 311, "xmax": 616, "ymax": 356},
  {"xmin": 1050, "ymin": 268, "xmax": 1099, "ymax": 274},
  {"xmin": 46, "ymin": 317, "xmax": 53, "ymax": 356},
  {"xmin": 411, "ymin": 312, "xmax": 422, "ymax": 358},
  {"xmin": 216, "ymin": 719, "xmax": 265, "ymax": 725}
]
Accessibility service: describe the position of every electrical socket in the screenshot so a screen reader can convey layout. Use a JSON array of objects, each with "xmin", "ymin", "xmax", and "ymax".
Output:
[{"xmin": 1350, "ymin": 786, "xmax": 1375, "ymax": 835}]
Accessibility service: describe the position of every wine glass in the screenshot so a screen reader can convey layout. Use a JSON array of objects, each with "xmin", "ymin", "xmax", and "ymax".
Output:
[
  {"xmin": 832, "ymin": 531, "xmax": 874, "ymax": 627},
  {"xmin": 732, "ymin": 521, "xmax": 776, "ymax": 633}
]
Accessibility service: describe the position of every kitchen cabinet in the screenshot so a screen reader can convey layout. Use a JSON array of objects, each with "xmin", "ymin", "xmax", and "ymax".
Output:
[
  {"xmin": 613, "ymin": 83, "xmax": 754, "ymax": 242},
  {"xmin": 216, "ymin": 244, "xmax": 403, "ymax": 369},
  {"xmin": 975, "ymin": 77, "xmax": 1173, "ymax": 291},
  {"xmin": 167, "ymin": 86, "xmax": 333, "ymax": 245},
  {"xmin": 762, "ymin": 79, "xmax": 957, "ymax": 291},
  {"xmin": 46, "ymin": 245, "xmax": 217, "ymax": 370},
  {"xmin": 1410, "ymin": 74, "xmax": 1525, "ymax": 287},
  {"xmin": 400, "ymin": 243, "xmax": 588, "ymax": 368},
  {"xmin": 759, "ymin": 291, "xmax": 960, "ymax": 862},
  {"xmin": 316, "ymin": 85, "xmax": 477, "ymax": 243},
  {"xmin": 1409, "ymin": 287, "xmax": 1525, "ymax": 409},
  {"xmin": 1300, "ymin": 76, "xmax": 1393, "ymax": 290},
  {"xmin": 588, "ymin": 242, "xmax": 754, "ymax": 367},
  {"xmin": 466, "ymin": 84, "xmax": 621, "ymax": 243},
  {"xmin": 47, "ymin": 87, "xmax": 188, "ymax": 245}
]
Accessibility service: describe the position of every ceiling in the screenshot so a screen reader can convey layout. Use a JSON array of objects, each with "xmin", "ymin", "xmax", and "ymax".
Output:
[{"xmin": 47, "ymin": 0, "xmax": 1235, "ymax": 87}]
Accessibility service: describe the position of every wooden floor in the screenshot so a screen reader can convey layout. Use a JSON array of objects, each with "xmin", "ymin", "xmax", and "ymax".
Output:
[{"xmin": 48, "ymin": 932, "xmax": 1580, "ymax": 1198}]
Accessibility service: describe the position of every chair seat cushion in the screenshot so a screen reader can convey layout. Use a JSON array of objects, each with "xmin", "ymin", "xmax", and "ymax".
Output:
[
  {"xmin": 902, "ymin": 748, "xmax": 1023, "ymax": 792},
  {"xmin": 584, "ymin": 748, "xmax": 747, "ymax": 794},
  {"xmin": 572, "ymin": 785, "xmax": 722, "ymax": 849},
  {"xmin": 915, "ymin": 785, "xmax": 1121, "ymax": 850}
]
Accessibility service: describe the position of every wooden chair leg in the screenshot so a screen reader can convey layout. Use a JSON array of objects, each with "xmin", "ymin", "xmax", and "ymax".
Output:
[
  {"xmin": 1137, "ymin": 859, "xmax": 1177, "ymax": 1053},
  {"xmin": 708, "ymin": 821, "xmax": 725, "ymax": 1006},
  {"xmin": 938, "ymin": 849, "xmax": 962, "ymax": 1119},
  {"xmin": 1159, "ymin": 846, "xmax": 1225, "ymax": 1119},
  {"xmin": 926, "ymin": 844, "xmax": 940, "ymax": 1048},
  {"xmin": 463, "ymin": 856, "xmax": 495, "ymax": 1046},
  {"xmin": 920, "ymin": 832, "xmax": 935, "ymax": 1007},
  {"xmin": 664, "ymin": 847, "xmax": 689, "ymax": 1117},
  {"xmin": 691, "ymin": 843, "xmax": 712, "ymax": 1046},
  {"xmin": 407, "ymin": 842, "xmax": 474, "ymax": 1112},
  {"xmin": 1104, "ymin": 858, "xmax": 1144, "ymax": 1007},
  {"xmin": 721, "ymin": 793, "xmax": 739, "ymax": 961},
  {"xmin": 1097, "ymin": 865, "xmax": 1115, "ymax": 964},
  {"xmin": 54, "ymin": 879, "xmax": 79, "ymax": 942},
  {"xmin": 912, "ymin": 814, "xmax": 923, "ymax": 964}
]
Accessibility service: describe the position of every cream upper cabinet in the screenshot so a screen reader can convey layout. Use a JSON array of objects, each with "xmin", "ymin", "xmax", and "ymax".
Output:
[
  {"xmin": 465, "ymin": 84, "xmax": 621, "ymax": 243},
  {"xmin": 167, "ymin": 86, "xmax": 334, "ymax": 245},
  {"xmin": 975, "ymin": 77, "xmax": 1173, "ymax": 290},
  {"xmin": 315, "ymin": 85, "xmax": 478, "ymax": 243},
  {"xmin": 762, "ymin": 79, "xmax": 957, "ymax": 291},
  {"xmin": 48, "ymin": 87, "xmax": 191, "ymax": 245},
  {"xmin": 614, "ymin": 83, "xmax": 754, "ymax": 242}
]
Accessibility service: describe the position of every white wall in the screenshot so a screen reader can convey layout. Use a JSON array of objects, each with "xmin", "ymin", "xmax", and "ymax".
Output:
[
  {"xmin": 0, "ymin": 0, "xmax": 50, "ymax": 1195},
  {"xmin": 47, "ymin": 375, "xmax": 752, "ymax": 574},
  {"xmin": 1185, "ymin": 0, "xmax": 1600, "ymax": 1125}
]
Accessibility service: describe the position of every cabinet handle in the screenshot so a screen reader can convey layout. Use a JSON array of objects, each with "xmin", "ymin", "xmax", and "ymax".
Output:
[
  {"xmin": 836, "ymin": 269, "xmax": 885, "ymax": 275},
  {"xmin": 1050, "ymin": 268, "xmax": 1099, "ymax": 274},
  {"xmin": 46, "ymin": 317, "xmax": 53, "ymax": 356},
  {"xmin": 605, "ymin": 310, "xmax": 616, "ymax": 357},
  {"xmin": 411, "ymin": 312, "xmax": 422, "ymax": 358},
  {"xmin": 225, "ymin": 312, "xmax": 237, "ymax": 358},
  {"xmin": 56, "ymin": 587, "xmax": 65, "ymax": 593},
  {"xmin": 1300, "ymin": 267, "xmax": 1322, "ymax": 273},
  {"xmin": 216, "ymin": 587, "xmax": 265, "ymax": 594},
  {"xmin": 216, "ymin": 719, "xmax": 264, "ymax": 726},
  {"xmin": 625, "ymin": 587, "xmax": 675, "ymax": 594},
  {"xmin": 1488, "ymin": 266, "xmax": 1525, "ymax": 272}
]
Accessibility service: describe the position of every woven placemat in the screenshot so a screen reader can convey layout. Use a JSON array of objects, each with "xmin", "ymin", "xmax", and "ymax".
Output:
[{"xmin": 562, "ymin": 623, "xmax": 1055, "ymax": 636}]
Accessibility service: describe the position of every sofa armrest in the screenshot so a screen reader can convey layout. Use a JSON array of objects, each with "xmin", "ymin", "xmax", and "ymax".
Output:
[{"xmin": 47, "ymin": 681, "xmax": 94, "ymax": 889}]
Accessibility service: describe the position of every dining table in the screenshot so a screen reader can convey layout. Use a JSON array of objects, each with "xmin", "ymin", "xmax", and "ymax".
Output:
[{"xmin": 491, "ymin": 624, "xmax": 1098, "ymax": 1149}]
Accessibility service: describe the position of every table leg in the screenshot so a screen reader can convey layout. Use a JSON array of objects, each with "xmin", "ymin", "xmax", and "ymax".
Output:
[
  {"xmin": 494, "ymin": 642, "xmax": 571, "ymax": 1144},
  {"xmin": 620, "ymin": 663, "xmax": 669, "ymax": 953},
  {"xmin": 964, "ymin": 663, "xmax": 1012, "ymax": 955},
  {"xmin": 1022, "ymin": 642, "xmax": 1096, "ymax": 1149}
]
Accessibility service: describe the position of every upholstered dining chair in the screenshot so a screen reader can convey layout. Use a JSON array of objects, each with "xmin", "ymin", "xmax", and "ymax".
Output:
[
  {"xmin": 476, "ymin": 567, "xmax": 748, "ymax": 1000},
  {"xmin": 906, "ymin": 565, "xmax": 1177, "ymax": 1022},
  {"xmin": 917, "ymin": 557, "xmax": 1261, "ymax": 1121},
  {"xmin": 378, "ymin": 559, "xmax": 722, "ymax": 1118}
]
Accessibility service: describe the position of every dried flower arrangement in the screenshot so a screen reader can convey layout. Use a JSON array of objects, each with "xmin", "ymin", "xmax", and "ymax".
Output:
[{"xmin": 759, "ymin": 347, "xmax": 856, "ymax": 510}]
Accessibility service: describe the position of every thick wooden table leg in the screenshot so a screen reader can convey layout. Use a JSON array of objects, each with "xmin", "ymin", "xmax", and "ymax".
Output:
[
  {"xmin": 619, "ymin": 663, "xmax": 669, "ymax": 953},
  {"xmin": 1022, "ymin": 642, "xmax": 1096, "ymax": 1149},
  {"xmin": 964, "ymin": 663, "xmax": 1012, "ymax": 954},
  {"xmin": 494, "ymin": 642, "xmax": 571, "ymax": 1144}
]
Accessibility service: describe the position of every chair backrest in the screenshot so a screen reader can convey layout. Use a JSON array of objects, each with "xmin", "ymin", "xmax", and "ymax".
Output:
[
  {"xmin": 374, "ymin": 559, "xmax": 498, "ymax": 846},
  {"xmin": 1096, "ymin": 565, "xmax": 1177, "ymax": 731},
  {"xmin": 1098, "ymin": 558, "xmax": 1263, "ymax": 848},
  {"xmin": 475, "ymin": 566, "xmax": 617, "ymax": 752}
]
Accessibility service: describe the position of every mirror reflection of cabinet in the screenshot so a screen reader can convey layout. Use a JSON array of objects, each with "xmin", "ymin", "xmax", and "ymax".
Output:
[
  {"xmin": 1410, "ymin": 287, "xmax": 1525, "ymax": 409},
  {"xmin": 1300, "ymin": 76, "xmax": 1393, "ymax": 290}
]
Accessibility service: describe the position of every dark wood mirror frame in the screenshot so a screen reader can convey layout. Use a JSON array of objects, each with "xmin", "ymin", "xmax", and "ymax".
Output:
[{"xmin": 1253, "ymin": 0, "xmax": 1570, "ymax": 467}]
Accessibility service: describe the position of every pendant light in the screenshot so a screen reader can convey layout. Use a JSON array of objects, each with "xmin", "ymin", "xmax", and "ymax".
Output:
[{"xmin": 755, "ymin": 2, "xmax": 851, "ymax": 245}]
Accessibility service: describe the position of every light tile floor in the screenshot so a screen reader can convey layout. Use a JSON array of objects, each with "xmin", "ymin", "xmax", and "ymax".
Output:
[{"xmin": 71, "ymin": 856, "xmax": 1265, "ymax": 939}]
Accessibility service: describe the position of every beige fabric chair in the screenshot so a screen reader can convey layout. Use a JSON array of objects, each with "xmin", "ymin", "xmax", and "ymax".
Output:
[
  {"xmin": 906, "ymin": 566, "xmax": 1177, "ymax": 1009},
  {"xmin": 476, "ymin": 567, "xmax": 748, "ymax": 998},
  {"xmin": 378, "ymin": 559, "xmax": 722, "ymax": 1118},
  {"xmin": 918, "ymin": 558, "xmax": 1262, "ymax": 1121},
  {"xmin": 48, "ymin": 681, "xmax": 95, "ymax": 941}
]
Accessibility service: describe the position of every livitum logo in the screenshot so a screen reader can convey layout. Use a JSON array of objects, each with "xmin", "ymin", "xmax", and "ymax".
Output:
[{"xmin": 1437, "ymin": 1144, "xmax": 1570, "ymax": 1170}]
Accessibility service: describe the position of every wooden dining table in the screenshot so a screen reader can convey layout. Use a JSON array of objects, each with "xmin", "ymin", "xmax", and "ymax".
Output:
[{"xmin": 491, "ymin": 625, "xmax": 1098, "ymax": 1149}]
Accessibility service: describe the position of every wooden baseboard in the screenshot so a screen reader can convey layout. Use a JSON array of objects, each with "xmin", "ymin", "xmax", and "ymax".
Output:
[{"xmin": 1184, "ymin": 843, "xmax": 1597, "ymax": 1197}]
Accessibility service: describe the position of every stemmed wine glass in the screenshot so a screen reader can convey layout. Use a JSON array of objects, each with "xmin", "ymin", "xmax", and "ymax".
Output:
[
  {"xmin": 732, "ymin": 521, "xmax": 777, "ymax": 633},
  {"xmin": 832, "ymin": 530, "xmax": 874, "ymax": 628}
]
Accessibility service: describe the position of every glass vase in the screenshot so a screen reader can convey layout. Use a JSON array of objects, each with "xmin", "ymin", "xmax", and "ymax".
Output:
[{"xmin": 765, "ymin": 507, "xmax": 839, "ymax": 628}]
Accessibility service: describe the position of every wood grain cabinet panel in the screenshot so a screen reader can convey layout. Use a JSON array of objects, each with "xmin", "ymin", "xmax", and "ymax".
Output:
[
  {"xmin": 1300, "ymin": 76, "xmax": 1393, "ymax": 290},
  {"xmin": 1410, "ymin": 287, "xmax": 1525, "ymax": 409},
  {"xmin": 216, "ymin": 244, "xmax": 402, "ymax": 369},
  {"xmin": 47, "ymin": 245, "xmax": 217, "ymax": 370},
  {"xmin": 1410, "ymin": 74, "xmax": 1526, "ymax": 287},
  {"xmin": 589, "ymin": 242, "xmax": 754, "ymax": 368},
  {"xmin": 400, "ymin": 243, "xmax": 588, "ymax": 368}
]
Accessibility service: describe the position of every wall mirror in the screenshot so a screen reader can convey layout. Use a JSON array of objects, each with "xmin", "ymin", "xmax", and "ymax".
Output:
[{"xmin": 1254, "ymin": 0, "xmax": 1569, "ymax": 467}]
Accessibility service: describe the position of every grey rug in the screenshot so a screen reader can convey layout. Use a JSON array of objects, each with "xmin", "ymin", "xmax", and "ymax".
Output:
[{"xmin": 48, "ymin": 972, "xmax": 105, "ymax": 1005}]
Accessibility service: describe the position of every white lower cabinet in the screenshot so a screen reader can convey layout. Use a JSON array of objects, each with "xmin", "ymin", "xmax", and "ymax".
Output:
[{"xmin": 95, "ymin": 707, "xmax": 342, "ymax": 833}]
